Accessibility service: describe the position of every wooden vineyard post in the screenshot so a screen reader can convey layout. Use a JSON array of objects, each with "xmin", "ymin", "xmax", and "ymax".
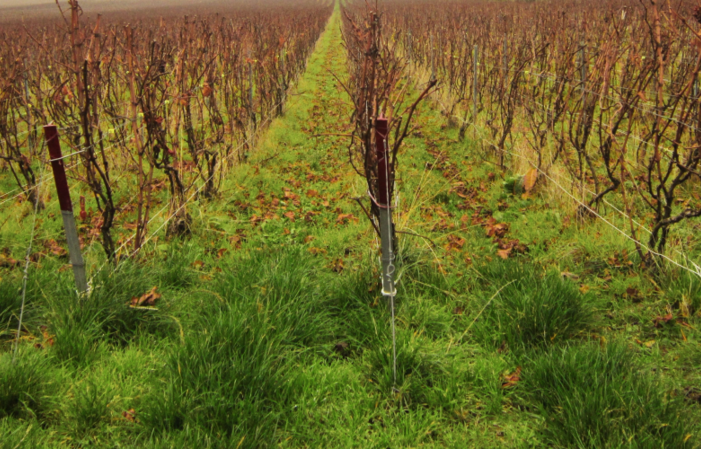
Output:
[
  {"xmin": 248, "ymin": 48, "xmax": 256, "ymax": 150},
  {"xmin": 502, "ymin": 37, "xmax": 508, "ymax": 84},
  {"xmin": 430, "ymin": 33, "xmax": 435, "ymax": 81},
  {"xmin": 44, "ymin": 125, "xmax": 88, "ymax": 295},
  {"xmin": 375, "ymin": 117, "xmax": 396, "ymax": 301},
  {"xmin": 695, "ymin": 73, "xmax": 700, "ymax": 129},
  {"xmin": 579, "ymin": 41, "xmax": 587, "ymax": 106},
  {"xmin": 407, "ymin": 28, "xmax": 413, "ymax": 63},
  {"xmin": 23, "ymin": 59, "xmax": 33, "ymax": 157},
  {"xmin": 375, "ymin": 115, "xmax": 398, "ymax": 386},
  {"xmin": 473, "ymin": 44, "xmax": 479, "ymax": 125}
]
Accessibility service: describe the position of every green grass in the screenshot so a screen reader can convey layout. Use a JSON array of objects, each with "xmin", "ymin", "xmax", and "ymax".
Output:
[
  {"xmin": 471, "ymin": 259, "xmax": 594, "ymax": 351},
  {"xmin": 0, "ymin": 3, "xmax": 700, "ymax": 448},
  {"xmin": 524, "ymin": 342, "xmax": 690, "ymax": 448}
]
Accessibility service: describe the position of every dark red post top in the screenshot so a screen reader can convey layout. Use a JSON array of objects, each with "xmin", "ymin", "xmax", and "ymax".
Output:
[
  {"xmin": 44, "ymin": 125, "xmax": 73, "ymax": 212},
  {"xmin": 375, "ymin": 116, "xmax": 390, "ymax": 207}
]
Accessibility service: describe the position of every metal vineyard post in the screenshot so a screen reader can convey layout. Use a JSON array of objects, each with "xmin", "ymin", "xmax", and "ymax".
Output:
[{"xmin": 44, "ymin": 125, "xmax": 88, "ymax": 295}]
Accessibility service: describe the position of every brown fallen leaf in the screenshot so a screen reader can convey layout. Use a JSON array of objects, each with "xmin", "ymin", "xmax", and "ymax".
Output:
[
  {"xmin": 330, "ymin": 258, "xmax": 344, "ymax": 273},
  {"xmin": 122, "ymin": 408, "xmax": 137, "ymax": 423},
  {"xmin": 445, "ymin": 234, "xmax": 466, "ymax": 251},
  {"xmin": 130, "ymin": 286, "xmax": 161, "ymax": 308},
  {"xmin": 304, "ymin": 211, "xmax": 321, "ymax": 222},
  {"xmin": 653, "ymin": 306, "xmax": 674, "ymax": 327},
  {"xmin": 43, "ymin": 239, "xmax": 67, "ymax": 257},
  {"xmin": 40, "ymin": 325, "xmax": 55, "ymax": 347},
  {"xmin": 486, "ymin": 222, "xmax": 509, "ymax": 239},
  {"xmin": 501, "ymin": 366, "xmax": 521, "ymax": 388},
  {"xmin": 217, "ymin": 248, "xmax": 228, "ymax": 259},
  {"xmin": 283, "ymin": 190, "xmax": 299, "ymax": 201},
  {"xmin": 79, "ymin": 196, "xmax": 87, "ymax": 222},
  {"xmin": 497, "ymin": 247, "xmax": 512, "ymax": 260},
  {"xmin": 304, "ymin": 235, "xmax": 315, "ymax": 244},
  {"xmin": 229, "ymin": 235, "xmax": 243, "ymax": 249},
  {"xmin": 676, "ymin": 319, "xmax": 692, "ymax": 328},
  {"xmin": 336, "ymin": 213, "xmax": 358, "ymax": 225},
  {"xmin": 283, "ymin": 211, "xmax": 296, "ymax": 222},
  {"xmin": 624, "ymin": 287, "xmax": 643, "ymax": 303},
  {"xmin": 0, "ymin": 254, "xmax": 20, "ymax": 268}
]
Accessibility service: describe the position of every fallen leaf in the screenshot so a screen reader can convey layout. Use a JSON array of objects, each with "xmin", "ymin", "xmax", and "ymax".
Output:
[
  {"xmin": 217, "ymin": 248, "xmax": 228, "ymax": 259},
  {"xmin": 304, "ymin": 235, "xmax": 315, "ymax": 244},
  {"xmin": 0, "ymin": 254, "xmax": 20, "ymax": 268},
  {"xmin": 43, "ymin": 239, "xmax": 67, "ymax": 257},
  {"xmin": 330, "ymin": 258, "xmax": 344, "ymax": 273},
  {"xmin": 501, "ymin": 366, "xmax": 521, "ymax": 388},
  {"xmin": 486, "ymin": 222, "xmax": 509, "ymax": 239},
  {"xmin": 79, "ymin": 196, "xmax": 87, "ymax": 222},
  {"xmin": 304, "ymin": 211, "xmax": 320, "ymax": 222},
  {"xmin": 653, "ymin": 313, "xmax": 674, "ymax": 327},
  {"xmin": 624, "ymin": 287, "xmax": 642, "ymax": 303},
  {"xmin": 122, "ymin": 408, "xmax": 137, "ymax": 422},
  {"xmin": 229, "ymin": 236, "xmax": 242, "ymax": 250},
  {"xmin": 336, "ymin": 213, "xmax": 358, "ymax": 225},
  {"xmin": 445, "ymin": 234, "xmax": 466, "ymax": 251},
  {"xmin": 192, "ymin": 260, "xmax": 205, "ymax": 269},
  {"xmin": 523, "ymin": 168, "xmax": 538, "ymax": 192},
  {"xmin": 283, "ymin": 190, "xmax": 299, "ymax": 201},
  {"xmin": 676, "ymin": 319, "xmax": 692, "ymax": 328},
  {"xmin": 130, "ymin": 286, "xmax": 161, "ymax": 307},
  {"xmin": 283, "ymin": 211, "xmax": 295, "ymax": 222},
  {"xmin": 497, "ymin": 247, "xmax": 512, "ymax": 259}
]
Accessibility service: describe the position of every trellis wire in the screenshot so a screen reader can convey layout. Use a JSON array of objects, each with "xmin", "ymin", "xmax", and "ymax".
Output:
[{"xmin": 12, "ymin": 141, "xmax": 46, "ymax": 363}]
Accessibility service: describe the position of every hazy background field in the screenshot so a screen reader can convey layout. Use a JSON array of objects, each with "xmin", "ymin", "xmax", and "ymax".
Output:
[{"xmin": 0, "ymin": 0, "xmax": 257, "ymax": 22}]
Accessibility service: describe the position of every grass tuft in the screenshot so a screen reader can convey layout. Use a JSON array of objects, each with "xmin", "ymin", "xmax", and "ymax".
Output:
[
  {"xmin": 141, "ymin": 248, "xmax": 336, "ymax": 446},
  {"xmin": 472, "ymin": 259, "xmax": 593, "ymax": 351},
  {"xmin": 525, "ymin": 342, "xmax": 691, "ymax": 448},
  {"xmin": 0, "ymin": 349, "xmax": 56, "ymax": 420}
]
